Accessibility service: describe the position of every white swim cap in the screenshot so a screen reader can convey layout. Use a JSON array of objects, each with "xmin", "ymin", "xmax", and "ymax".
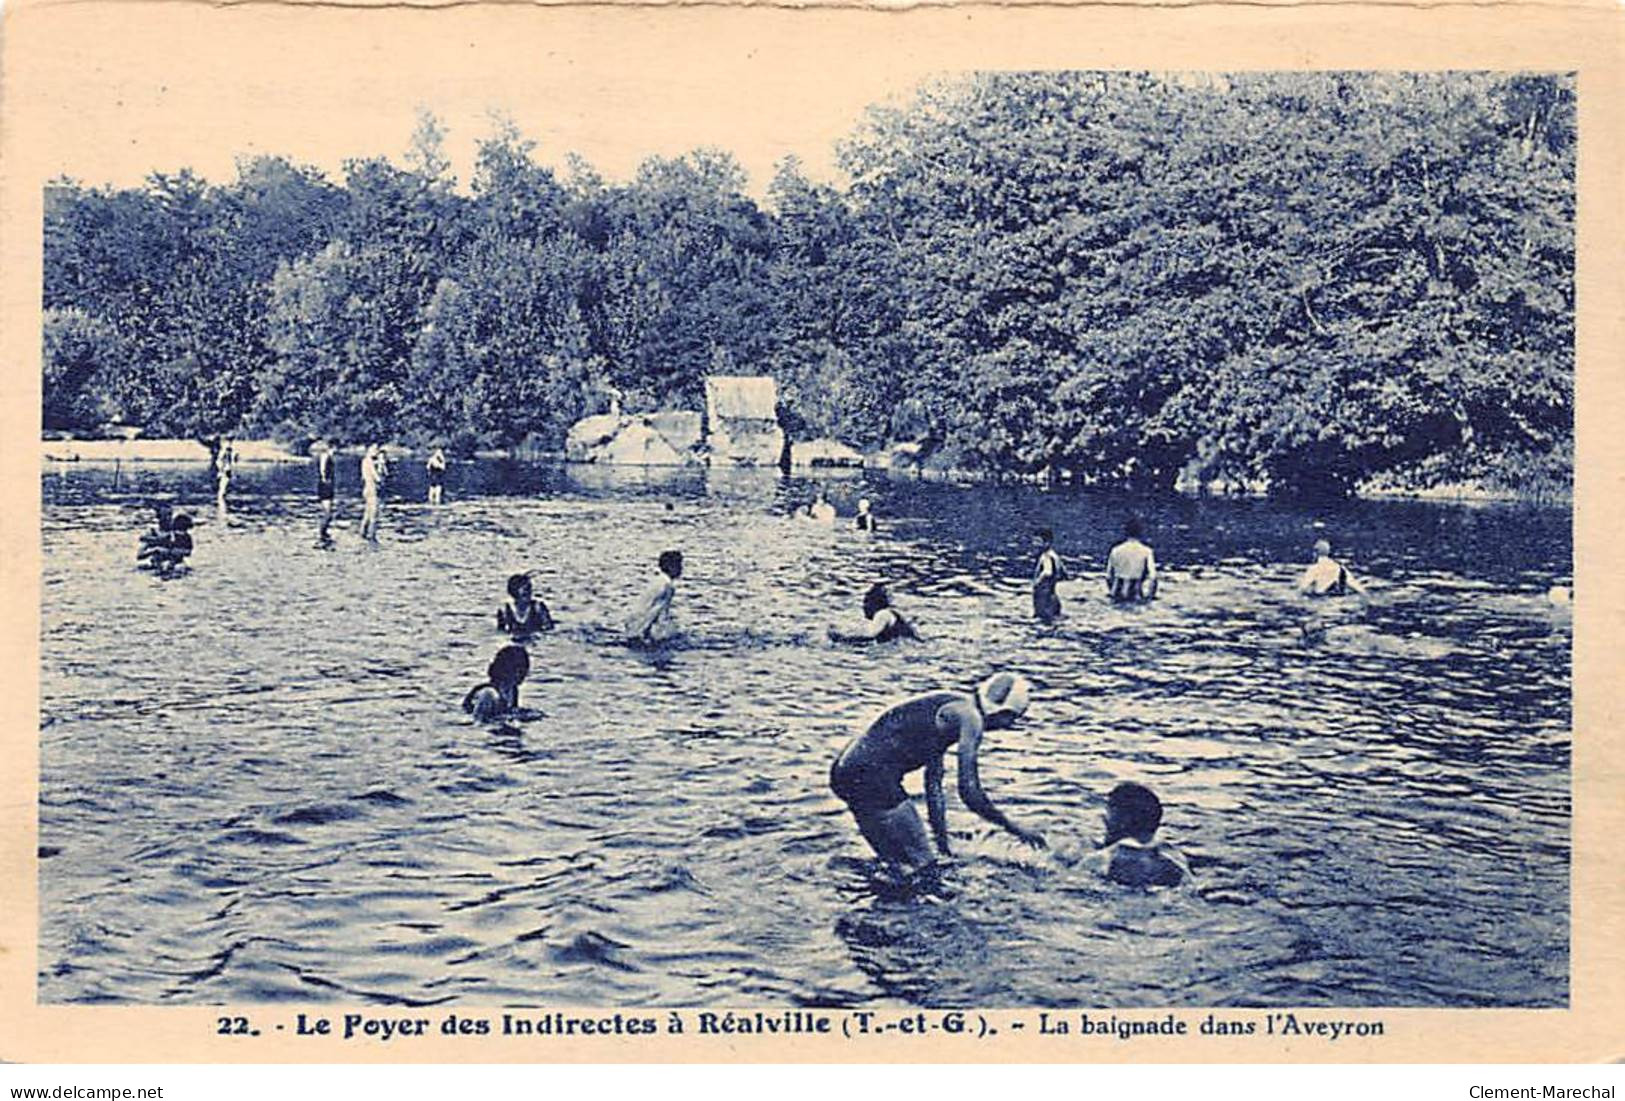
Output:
[
  {"xmin": 977, "ymin": 672, "xmax": 1031, "ymax": 720},
  {"xmin": 858, "ymin": 498, "xmax": 871, "ymax": 511}
]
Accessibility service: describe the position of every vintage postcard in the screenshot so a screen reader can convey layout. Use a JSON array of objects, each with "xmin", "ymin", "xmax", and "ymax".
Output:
[{"xmin": 0, "ymin": 0, "xmax": 1620, "ymax": 1065}]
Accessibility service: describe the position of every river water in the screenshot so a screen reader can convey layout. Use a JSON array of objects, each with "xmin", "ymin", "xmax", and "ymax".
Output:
[{"xmin": 39, "ymin": 459, "xmax": 1571, "ymax": 1007}]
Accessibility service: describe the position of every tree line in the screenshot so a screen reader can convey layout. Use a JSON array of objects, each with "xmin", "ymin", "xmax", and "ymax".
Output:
[{"xmin": 43, "ymin": 72, "xmax": 1573, "ymax": 496}]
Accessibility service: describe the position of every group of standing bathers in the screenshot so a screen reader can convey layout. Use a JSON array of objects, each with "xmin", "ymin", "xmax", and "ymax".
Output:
[
  {"xmin": 308, "ymin": 442, "xmax": 449, "ymax": 548},
  {"xmin": 1032, "ymin": 516, "xmax": 1161, "ymax": 623},
  {"xmin": 1031, "ymin": 517, "xmax": 1370, "ymax": 622}
]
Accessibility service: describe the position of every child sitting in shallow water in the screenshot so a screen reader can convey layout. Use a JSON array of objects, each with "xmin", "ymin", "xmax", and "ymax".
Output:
[
  {"xmin": 463, "ymin": 644, "xmax": 530, "ymax": 722},
  {"xmin": 1092, "ymin": 782, "xmax": 1189, "ymax": 888}
]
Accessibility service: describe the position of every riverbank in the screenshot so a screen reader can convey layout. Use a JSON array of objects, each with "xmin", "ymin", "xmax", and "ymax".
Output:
[
  {"xmin": 40, "ymin": 437, "xmax": 1570, "ymax": 506},
  {"xmin": 41, "ymin": 438, "xmax": 302, "ymax": 464}
]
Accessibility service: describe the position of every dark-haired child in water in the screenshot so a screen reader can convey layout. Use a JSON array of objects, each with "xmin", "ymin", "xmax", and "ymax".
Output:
[
  {"xmin": 1106, "ymin": 517, "xmax": 1158, "ymax": 603},
  {"xmin": 1093, "ymin": 782, "xmax": 1189, "ymax": 888},
  {"xmin": 1032, "ymin": 527, "xmax": 1064, "ymax": 622},
  {"xmin": 462, "ymin": 644, "xmax": 530, "ymax": 722},
  {"xmin": 497, "ymin": 573, "xmax": 554, "ymax": 637},
  {"xmin": 624, "ymin": 550, "xmax": 682, "ymax": 646},
  {"xmin": 829, "ymin": 583, "xmax": 921, "ymax": 644}
]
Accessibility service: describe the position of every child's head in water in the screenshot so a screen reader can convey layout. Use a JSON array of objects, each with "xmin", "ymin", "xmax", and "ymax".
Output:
[
  {"xmin": 1104, "ymin": 782, "xmax": 1162, "ymax": 845},
  {"xmin": 488, "ymin": 644, "xmax": 530, "ymax": 691},
  {"xmin": 1098, "ymin": 781, "xmax": 1186, "ymax": 887},
  {"xmin": 862, "ymin": 583, "xmax": 891, "ymax": 620},
  {"xmin": 658, "ymin": 550, "xmax": 683, "ymax": 580},
  {"xmin": 506, "ymin": 573, "xmax": 532, "ymax": 602}
]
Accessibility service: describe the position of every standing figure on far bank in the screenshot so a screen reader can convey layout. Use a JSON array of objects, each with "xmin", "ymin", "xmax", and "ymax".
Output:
[
  {"xmin": 1106, "ymin": 516, "xmax": 1158, "ymax": 603},
  {"xmin": 426, "ymin": 446, "xmax": 447, "ymax": 506}
]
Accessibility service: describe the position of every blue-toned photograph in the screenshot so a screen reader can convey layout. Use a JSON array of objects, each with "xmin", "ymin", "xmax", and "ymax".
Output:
[{"xmin": 39, "ymin": 71, "xmax": 1572, "ymax": 1009}]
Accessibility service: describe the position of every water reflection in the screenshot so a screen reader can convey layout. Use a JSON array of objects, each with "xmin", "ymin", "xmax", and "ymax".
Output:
[{"xmin": 39, "ymin": 460, "xmax": 1570, "ymax": 1007}]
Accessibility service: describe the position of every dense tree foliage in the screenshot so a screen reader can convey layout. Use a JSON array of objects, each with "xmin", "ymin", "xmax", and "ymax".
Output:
[{"xmin": 43, "ymin": 75, "xmax": 1573, "ymax": 493}]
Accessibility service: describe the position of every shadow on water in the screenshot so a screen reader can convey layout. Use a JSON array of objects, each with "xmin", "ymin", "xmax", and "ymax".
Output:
[{"xmin": 38, "ymin": 459, "xmax": 1570, "ymax": 1007}]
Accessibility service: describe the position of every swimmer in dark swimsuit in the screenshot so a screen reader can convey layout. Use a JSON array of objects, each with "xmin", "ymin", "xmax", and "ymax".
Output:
[
  {"xmin": 462, "ymin": 644, "xmax": 530, "ymax": 722},
  {"xmin": 1092, "ymin": 782, "xmax": 1189, "ymax": 888},
  {"xmin": 1105, "ymin": 516, "xmax": 1158, "ymax": 603},
  {"xmin": 855, "ymin": 498, "xmax": 877, "ymax": 533},
  {"xmin": 829, "ymin": 672, "xmax": 1045, "ymax": 874},
  {"xmin": 828, "ymin": 583, "xmax": 921, "ymax": 644},
  {"xmin": 497, "ymin": 573, "xmax": 554, "ymax": 637},
  {"xmin": 1032, "ymin": 527, "xmax": 1063, "ymax": 622}
]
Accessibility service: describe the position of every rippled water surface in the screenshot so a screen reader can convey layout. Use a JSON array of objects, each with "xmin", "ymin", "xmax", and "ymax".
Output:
[{"xmin": 39, "ymin": 460, "xmax": 1571, "ymax": 1007}]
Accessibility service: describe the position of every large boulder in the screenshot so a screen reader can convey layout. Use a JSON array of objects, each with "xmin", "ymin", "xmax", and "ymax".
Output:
[
  {"xmin": 647, "ymin": 410, "xmax": 703, "ymax": 454},
  {"xmin": 565, "ymin": 414, "xmax": 624, "ymax": 462},
  {"xmin": 565, "ymin": 412, "xmax": 704, "ymax": 466},
  {"xmin": 705, "ymin": 375, "xmax": 785, "ymax": 466},
  {"xmin": 593, "ymin": 422, "xmax": 686, "ymax": 466}
]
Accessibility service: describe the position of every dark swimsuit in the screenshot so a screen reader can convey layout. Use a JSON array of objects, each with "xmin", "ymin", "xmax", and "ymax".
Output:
[
  {"xmin": 1033, "ymin": 551, "xmax": 1062, "ymax": 620},
  {"xmin": 829, "ymin": 689, "xmax": 972, "ymax": 815},
  {"xmin": 316, "ymin": 455, "xmax": 335, "ymax": 502},
  {"xmin": 427, "ymin": 461, "xmax": 446, "ymax": 488},
  {"xmin": 873, "ymin": 609, "xmax": 919, "ymax": 644},
  {"xmin": 499, "ymin": 599, "xmax": 554, "ymax": 636}
]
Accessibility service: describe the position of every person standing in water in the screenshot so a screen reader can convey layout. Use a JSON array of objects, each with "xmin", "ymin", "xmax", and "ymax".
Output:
[
  {"xmin": 498, "ymin": 573, "xmax": 554, "ymax": 637},
  {"xmin": 1032, "ymin": 527, "xmax": 1064, "ymax": 622},
  {"xmin": 1298, "ymin": 537, "xmax": 1366, "ymax": 597},
  {"xmin": 829, "ymin": 672, "xmax": 1045, "ymax": 874},
  {"xmin": 829, "ymin": 583, "xmax": 920, "ymax": 644},
  {"xmin": 1106, "ymin": 516, "xmax": 1158, "ymax": 603},
  {"xmin": 624, "ymin": 550, "xmax": 682, "ymax": 646},
  {"xmin": 360, "ymin": 442, "xmax": 387, "ymax": 543},
  {"xmin": 313, "ymin": 441, "xmax": 337, "ymax": 548},
  {"xmin": 137, "ymin": 502, "xmax": 173, "ymax": 563},
  {"xmin": 807, "ymin": 487, "xmax": 837, "ymax": 524},
  {"xmin": 426, "ymin": 446, "xmax": 448, "ymax": 506},
  {"xmin": 214, "ymin": 438, "xmax": 235, "ymax": 520},
  {"xmin": 855, "ymin": 498, "xmax": 877, "ymax": 533}
]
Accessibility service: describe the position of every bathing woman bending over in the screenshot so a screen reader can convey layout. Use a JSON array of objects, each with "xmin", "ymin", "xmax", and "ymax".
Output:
[{"xmin": 830, "ymin": 672, "xmax": 1045, "ymax": 875}]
